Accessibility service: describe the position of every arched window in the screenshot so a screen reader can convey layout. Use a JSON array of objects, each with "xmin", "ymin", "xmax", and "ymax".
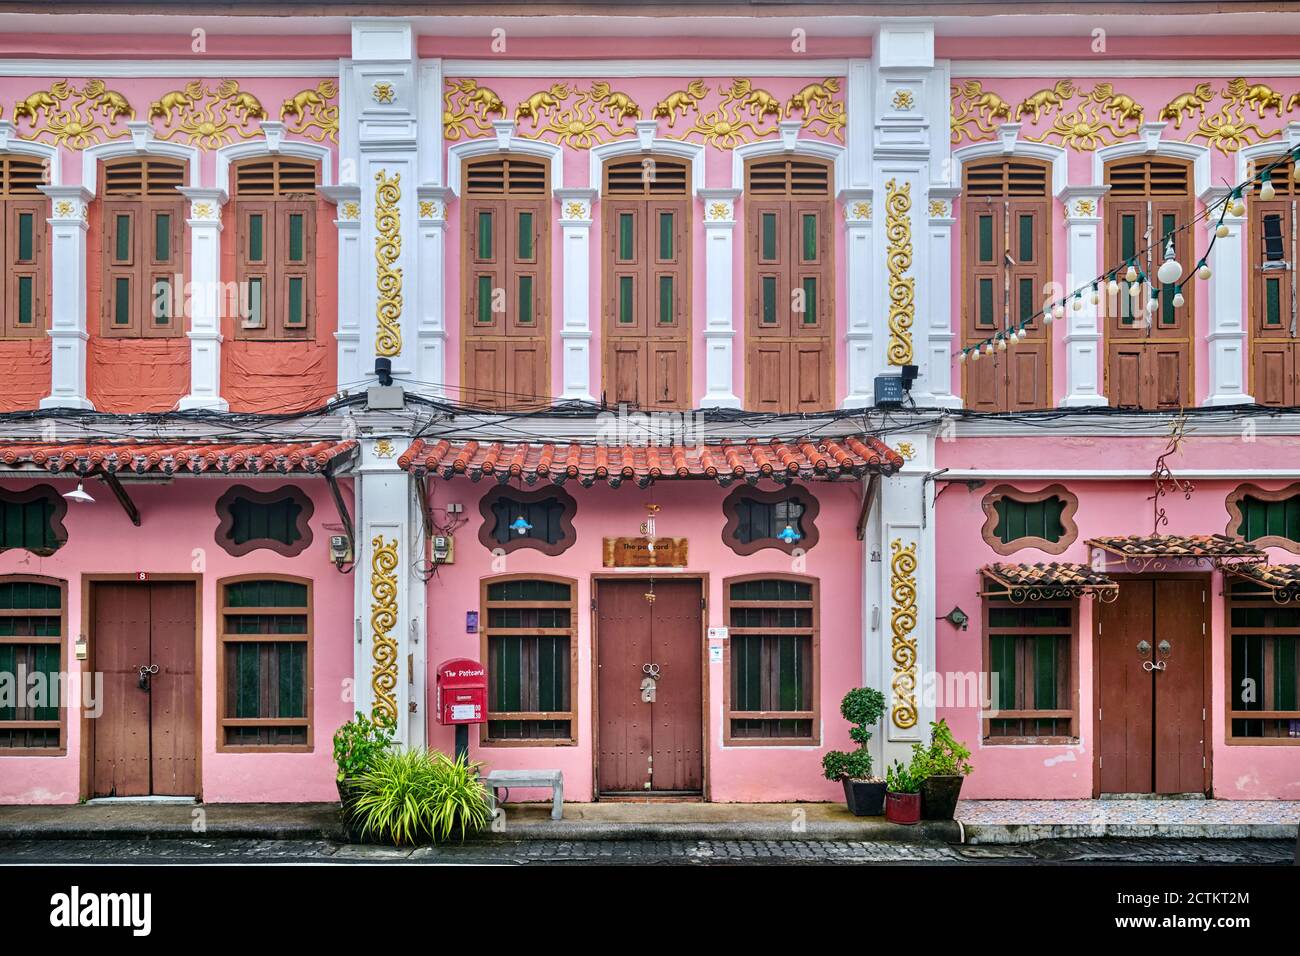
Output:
[
  {"xmin": 1103, "ymin": 157, "xmax": 1194, "ymax": 409},
  {"xmin": 480, "ymin": 575, "xmax": 576, "ymax": 744},
  {"xmin": 0, "ymin": 575, "xmax": 66, "ymax": 752},
  {"xmin": 960, "ymin": 157, "xmax": 1052, "ymax": 411},
  {"xmin": 232, "ymin": 156, "xmax": 319, "ymax": 340},
  {"xmin": 462, "ymin": 155, "xmax": 550, "ymax": 409},
  {"xmin": 100, "ymin": 157, "xmax": 186, "ymax": 338},
  {"xmin": 218, "ymin": 576, "xmax": 312, "ymax": 750},
  {"xmin": 0, "ymin": 155, "xmax": 49, "ymax": 339},
  {"xmin": 601, "ymin": 154, "xmax": 690, "ymax": 410},
  {"xmin": 1247, "ymin": 153, "xmax": 1298, "ymax": 406},
  {"xmin": 744, "ymin": 156, "xmax": 833, "ymax": 412},
  {"xmin": 723, "ymin": 575, "xmax": 819, "ymax": 745}
]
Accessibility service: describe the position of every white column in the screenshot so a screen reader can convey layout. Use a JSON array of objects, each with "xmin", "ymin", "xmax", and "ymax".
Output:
[
  {"xmin": 841, "ymin": 189, "xmax": 875, "ymax": 407},
  {"xmin": 923, "ymin": 188, "xmax": 960, "ymax": 408},
  {"xmin": 177, "ymin": 188, "xmax": 228, "ymax": 411},
  {"xmin": 320, "ymin": 185, "xmax": 363, "ymax": 393},
  {"xmin": 698, "ymin": 188, "xmax": 741, "ymax": 409},
  {"xmin": 1060, "ymin": 187, "xmax": 1109, "ymax": 407},
  {"xmin": 1202, "ymin": 185, "xmax": 1253, "ymax": 405},
  {"xmin": 38, "ymin": 186, "xmax": 93, "ymax": 410},
  {"xmin": 415, "ymin": 187, "xmax": 450, "ymax": 398},
  {"xmin": 555, "ymin": 188, "xmax": 597, "ymax": 404}
]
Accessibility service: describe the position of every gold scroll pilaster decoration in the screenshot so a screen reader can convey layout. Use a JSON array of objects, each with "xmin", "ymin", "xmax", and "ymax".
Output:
[
  {"xmin": 149, "ymin": 80, "xmax": 267, "ymax": 147},
  {"xmin": 280, "ymin": 80, "xmax": 340, "ymax": 143},
  {"xmin": 884, "ymin": 179, "xmax": 915, "ymax": 366},
  {"xmin": 374, "ymin": 170, "xmax": 403, "ymax": 358},
  {"xmin": 890, "ymin": 539, "xmax": 919, "ymax": 730},
  {"xmin": 11, "ymin": 79, "xmax": 134, "ymax": 149},
  {"xmin": 370, "ymin": 535, "xmax": 399, "ymax": 723}
]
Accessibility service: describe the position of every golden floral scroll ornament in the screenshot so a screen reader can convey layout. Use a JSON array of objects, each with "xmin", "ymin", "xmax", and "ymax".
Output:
[
  {"xmin": 280, "ymin": 81, "xmax": 340, "ymax": 143},
  {"xmin": 12, "ymin": 79, "xmax": 134, "ymax": 149},
  {"xmin": 372, "ymin": 82, "xmax": 395, "ymax": 105},
  {"xmin": 374, "ymin": 170, "xmax": 403, "ymax": 358},
  {"xmin": 850, "ymin": 200, "xmax": 871, "ymax": 221},
  {"xmin": 150, "ymin": 80, "xmax": 267, "ymax": 147},
  {"xmin": 890, "ymin": 539, "xmax": 919, "ymax": 731},
  {"xmin": 707, "ymin": 201, "xmax": 729, "ymax": 220},
  {"xmin": 892, "ymin": 89, "xmax": 915, "ymax": 111},
  {"xmin": 928, "ymin": 199, "xmax": 948, "ymax": 218},
  {"xmin": 341, "ymin": 201, "xmax": 360, "ymax": 220},
  {"xmin": 443, "ymin": 78, "xmax": 506, "ymax": 141},
  {"xmin": 370, "ymin": 535, "xmax": 399, "ymax": 723},
  {"xmin": 884, "ymin": 179, "xmax": 915, "ymax": 366}
]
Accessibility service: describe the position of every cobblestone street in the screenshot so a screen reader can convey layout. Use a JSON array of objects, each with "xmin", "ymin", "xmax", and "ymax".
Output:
[{"xmin": 0, "ymin": 837, "xmax": 1292, "ymax": 866}]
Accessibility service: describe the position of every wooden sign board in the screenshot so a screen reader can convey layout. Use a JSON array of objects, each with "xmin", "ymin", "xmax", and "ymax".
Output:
[{"xmin": 602, "ymin": 537, "xmax": 688, "ymax": 568}]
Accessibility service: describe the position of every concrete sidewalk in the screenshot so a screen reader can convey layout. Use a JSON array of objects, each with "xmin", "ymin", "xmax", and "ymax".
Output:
[{"xmin": 958, "ymin": 799, "xmax": 1300, "ymax": 844}]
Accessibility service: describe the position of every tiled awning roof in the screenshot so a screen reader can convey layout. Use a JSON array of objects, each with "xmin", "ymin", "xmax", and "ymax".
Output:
[
  {"xmin": 0, "ymin": 440, "xmax": 358, "ymax": 477},
  {"xmin": 1087, "ymin": 534, "xmax": 1264, "ymax": 563},
  {"xmin": 398, "ymin": 435, "xmax": 902, "ymax": 487},
  {"xmin": 980, "ymin": 562, "xmax": 1119, "ymax": 600},
  {"xmin": 1222, "ymin": 563, "xmax": 1300, "ymax": 600}
]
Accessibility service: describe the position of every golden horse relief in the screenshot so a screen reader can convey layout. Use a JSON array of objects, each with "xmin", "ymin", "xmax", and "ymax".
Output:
[
  {"xmin": 652, "ymin": 80, "xmax": 708, "ymax": 126},
  {"xmin": 1160, "ymin": 83, "xmax": 1215, "ymax": 128},
  {"xmin": 1016, "ymin": 80, "xmax": 1075, "ymax": 123}
]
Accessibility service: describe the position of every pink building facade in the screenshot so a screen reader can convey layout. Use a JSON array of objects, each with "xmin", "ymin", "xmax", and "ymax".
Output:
[{"xmin": 1, "ymin": 4, "xmax": 1299, "ymax": 804}]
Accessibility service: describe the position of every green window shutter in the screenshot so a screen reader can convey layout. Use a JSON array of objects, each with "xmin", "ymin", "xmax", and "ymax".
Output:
[
  {"xmin": 1275, "ymin": 636, "xmax": 1297, "ymax": 712},
  {"xmin": 977, "ymin": 277, "xmax": 994, "ymax": 327},
  {"xmin": 658, "ymin": 275, "xmax": 674, "ymax": 325},
  {"xmin": 801, "ymin": 277, "xmax": 817, "ymax": 325},
  {"xmin": 154, "ymin": 213, "xmax": 171, "ymax": 261},
  {"xmin": 517, "ymin": 211, "xmax": 533, "ymax": 260},
  {"xmin": 17, "ymin": 276, "xmax": 33, "ymax": 327},
  {"xmin": 618, "ymin": 275, "xmax": 634, "ymax": 324},
  {"xmin": 618, "ymin": 213, "xmax": 634, "ymax": 261},
  {"xmin": 17, "ymin": 213, "xmax": 33, "ymax": 262},
  {"xmin": 247, "ymin": 277, "xmax": 264, "ymax": 329},
  {"xmin": 1033, "ymin": 636, "xmax": 1059, "ymax": 710},
  {"xmin": 1019, "ymin": 277, "xmax": 1035, "ymax": 322},
  {"xmin": 113, "ymin": 277, "xmax": 131, "ymax": 326},
  {"xmin": 287, "ymin": 277, "xmax": 304, "ymax": 328},
  {"xmin": 115, "ymin": 214, "xmax": 131, "ymax": 262},
  {"xmin": 477, "ymin": 211, "xmax": 493, "ymax": 259},
  {"xmin": 761, "ymin": 276, "xmax": 777, "ymax": 326},
  {"xmin": 989, "ymin": 634, "xmax": 1016, "ymax": 710},
  {"xmin": 977, "ymin": 215, "xmax": 993, "ymax": 263},
  {"xmin": 518, "ymin": 275, "xmax": 533, "ymax": 325},
  {"xmin": 658, "ymin": 212, "xmax": 674, "ymax": 260},
  {"xmin": 760, "ymin": 212, "xmax": 777, "ymax": 260},
  {"xmin": 1266, "ymin": 278, "xmax": 1282, "ymax": 327},
  {"xmin": 248, "ymin": 214, "xmax": 264, "ymax": 261},
  {"xmin": 476, "ymin": 275, "xmax": 493, "ymax": 324},
  {"xmin": 1018, "ymin": 214, "xmax": 1034, "ymax": 263},
  {"xmin": 802, "ymin": 213, "xmax": 817, "ymax": 262},
  {"xmin": 288, "ymin": 213, "xmax": 304, "ymax": 262},
  {"xmin": 994, "ymin": 495, "xmax": 1066, "ymax": 544}
]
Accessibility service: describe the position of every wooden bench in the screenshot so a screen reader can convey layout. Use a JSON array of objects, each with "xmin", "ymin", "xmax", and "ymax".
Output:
[{"xmin": 484, "ymin": 769, "xmax": 564, "ymax": 821}]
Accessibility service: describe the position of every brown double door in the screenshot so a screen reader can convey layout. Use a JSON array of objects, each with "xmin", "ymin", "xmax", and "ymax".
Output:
[
  {"xmin": 1096, "ymin": 578, "xmax": 1207, "ymax": 795},
  {"xmin": 596, "ymin": 578, "xmax": 703, "ymax": 795},
  {"xmin": 92, "ymin": 581, "xmax": 197, "ymax": 798}
]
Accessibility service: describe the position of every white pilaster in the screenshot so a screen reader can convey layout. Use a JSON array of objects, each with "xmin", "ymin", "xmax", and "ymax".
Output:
[
  {"xmin": 415, "ymin": 187, "xmax": 450, "ymax": 398},
  {"xmin": 177, "ymin": 188, "xmax": 228, "ymax": 411},
  {"xmin": 924, "ymin": 188, "xmax": 961, "ymax": 408},
  {"xmin": 555, "ymin": 188, "xmax": 597, "ymax": 404},
  {"xmin": 698, "ymin": 188, "xmax": 741, "ymax": 409},
  {"xmin": 320, "ymin": 184, "xmax": 363, "ymax": 393},
  {"xmin": 1060, "ymin": 187, "xmax": 1109, "ymax": 407},
  {"xmin": 38, "ymin": 187, "xmax": 93, "ymax": 410},
  {"xmin": 1201, "ymin": 185, "xmax": 1253, "ymax": 406},
  {"xmin": 840, "ymin": 189, "xmax": 875, "ymax": 407}
]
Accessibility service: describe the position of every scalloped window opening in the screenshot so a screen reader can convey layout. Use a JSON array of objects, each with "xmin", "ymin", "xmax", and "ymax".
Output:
[
  {"xmin": 489, "ymin": 496, "xmax": 567, "ymax": 547},
  {"xmin": 229, "ymin": 496, "xmax": 303, "ymax": 548},
  {"xmin": 1236, "ymin": 494, "xmax": 1300, "ymax": 545},
  {"xmin": 994, "ymin": 495, "xmax": 1066, "ymax": 545},
  {"xmin": 737, "ymin": 495, "xmax": 806, "ymax": 545}
]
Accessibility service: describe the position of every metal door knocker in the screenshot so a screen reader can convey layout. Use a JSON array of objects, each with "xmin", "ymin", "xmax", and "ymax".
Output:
[
  {"xmin": 137, "ymin": 663, "xmax": 159, "ymax": 690},
  {"xmin": 1137, "ymin": 640, "xmax": 1151, "ymax": 657},
  {"xmin": 641, "ymin": 663, "xmax": 660, "ymax": 703}
]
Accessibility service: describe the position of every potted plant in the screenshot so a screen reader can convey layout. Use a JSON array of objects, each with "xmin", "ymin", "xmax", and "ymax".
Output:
[
  {"xmin": 821, "ymin": 687, "xmax": 886, "ymax": 816},
  {"xmin": 910, "ymin": 719, "xmax": 974, "ymax": 821},
  {"xmin": 884, "ymin": 759, "xmax": 922, "ymax": 824},
  {"xmin": 350, "ymin": 748, "xmax": 493, "ymax": 845},
  {"xmin": 332, "ymin": 711, "xmax": 396, "ymax": 840}
]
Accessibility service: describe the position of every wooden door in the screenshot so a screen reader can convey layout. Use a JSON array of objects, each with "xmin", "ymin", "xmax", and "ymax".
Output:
[
  {"xmin": 1152, "ymin": 579, "xmax": 1207, "ymax": 795},
  {"xmin": 596, "ymin": 578, "xmax": 703, "ymax": 795},
  {"xmin": 92, "ymin": 581, "xmax": 196, "ymax": 797},
  {"xmin": 1252, "ymin": 341, "xmax": 1294, "ymax": 407},
  {"xmin": 1097, "ymin": 580, "xmax": 1154, "ymax": 794}
]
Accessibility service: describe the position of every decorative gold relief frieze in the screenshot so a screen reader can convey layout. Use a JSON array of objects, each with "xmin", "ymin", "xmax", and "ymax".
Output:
[
  {"xmin": 444, "ymin": 79, "xmax": 506, "ymax": 142},
  {"xmin": 514, "ymin": 81, "xmax": 640, "ymax": 149},
  {"xmin": 280, "ymin": 81, "xmax": 340, "ymax": 143},
  {"xmin": 652, "ymin": 80, "xmax": 708, "ymax": 126},
  {"xmin": 11, "ymin": 79, "xmax": 134, "ymax": 149},
  {"xmin": 884, "ymin": 179, "xmax": 914, "ymax": 367},
  {"xmin": 950, "ymin": 80, "xmax": 1013, "ymax": 144},
  {"xmin": 1185, "ymin": 78, "xmax": 1286, "ymax": 152},
  {"xmin": 374, "ymin": 170, "xmax": 403, "ymax": 358},
  {"xmin": 150, "ymin": 80, "xmax": 267, "ymax": 148},
  {"xmin": 890, "ymin": 539, "xmax": 919, "ymax": 731},
  {"xmin": 370, "ymin": 535, "xmax": 399, "ymax": 724},
  {"xmin": 1158, "ymin": 84, "xmax": 1215, "ymax": 129}
]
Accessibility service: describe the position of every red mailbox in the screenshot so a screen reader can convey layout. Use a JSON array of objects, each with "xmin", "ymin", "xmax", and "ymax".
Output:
[{"xmin": 435, "ymin": 658, "xmax": 488, "ymax": 725}]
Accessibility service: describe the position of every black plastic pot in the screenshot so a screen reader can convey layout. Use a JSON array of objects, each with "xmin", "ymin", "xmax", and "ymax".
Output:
[
  {"xmin": 842, "ymin": 778, "xmax": 886, "ymax": 817},
  {"xmin": 337, "ymin": 778, "xmax": 367, "ymax": 843},
  {"xmin": 920, "ymin": 774, "xmax": 965, "ymax": 820}
]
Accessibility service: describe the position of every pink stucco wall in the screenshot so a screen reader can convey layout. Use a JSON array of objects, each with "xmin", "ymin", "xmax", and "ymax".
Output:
[
  {"xmin": 933, "ymin": 445, "xmax": 1300, "ymax": 800},
  {"xmin": 424, "ymin": 477, "xmax": 865, "ymax": 802},
  {"xmin": 0, "ymin": 477, "xmax": 353, "ymax": 804}
]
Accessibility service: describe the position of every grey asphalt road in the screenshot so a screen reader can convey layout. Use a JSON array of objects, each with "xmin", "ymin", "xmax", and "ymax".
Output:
[{"xmin": 0, "ymin": 837, "xmax": 1292, "ymax": 865}]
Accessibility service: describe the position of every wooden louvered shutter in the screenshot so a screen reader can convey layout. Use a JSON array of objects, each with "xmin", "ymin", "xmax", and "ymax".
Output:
[
  {"xmin": 1249, "ymin": 155, "xmax": 1298, "ymax": 406},
  {"xmin": 1, "ymin": 157, "xmax": 48, "ymax": 339},
  {"xmin": 100, "ymin": 158, "xmax": 185, "ymax": 338}
]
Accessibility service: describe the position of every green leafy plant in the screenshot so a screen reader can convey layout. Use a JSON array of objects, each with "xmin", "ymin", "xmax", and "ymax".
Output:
[
  {"xmin": 351, "ymin": 748, "xmax": 493, "ymax": 845},
  {"xmin": 885, "ymin": 759, "xmax": 921, "ymax": 794},
  {"xmin": 907, "ymin": 718, "xmax": 974, "ymax": 782},
  {"xmin": 332, "ymin": 711, "xmax": 397, "ymax": 782},
  {"xmin": 821, "ymin": 686, "xmax": 886, "ymax": 782}
]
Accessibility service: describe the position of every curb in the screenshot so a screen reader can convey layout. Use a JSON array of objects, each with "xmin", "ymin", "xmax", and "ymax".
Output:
[{"xmin": 962, "ymin": 821, "xmax": 1300, "ymax": 845}]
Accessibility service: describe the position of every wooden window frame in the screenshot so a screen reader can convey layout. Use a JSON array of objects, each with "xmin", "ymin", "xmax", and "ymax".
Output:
[
  {"xmin": 1224, "ymin": 580, "xmax": 1300, "ymax": 745},
  {"xmin": 216, "ymin": 574, "xmax": 313, "ymax": 753},
  {"xmin": 213, "ymin": 484, "xmax": 315, "ymax": 558},
  {"xmin": 1246, "ymin": 155, "xmax": 1298, "ymax": 405},
  {"xmin": 476, "ymin": 485, "xmax": 577, "ymax": 557},
  {"xmin": 0, "ymin": 155, "xmax": 50, "ymax": 339},
  {"xmin": 0, "ymin": 574, "xmax": 68, "ymax": 756},
  {"xmin": 979, "ymin": 483, "xmax": 1078, "ymax": 556},
  {"xmin": 981, "ymin": 593, "xmax": 1079, "ymax": 745},
  {"xmin": 98, "ymin": 157, "xmax": 186, "ymax": 339},
  {"xmin": 0, "ymin": 485, "xmax": 68, "ymax": 556},
  {"xmin": 479, "ymin": 573, "xmax": 578, "ymax": 747},
  {"xmin": 232, "ymin": 157, "xmax": 319, "ymax": 341},
  {"xmin": 720, "ymin": 484, "xmax": 820, "ymax": 556},
  {"xmin": 722, "ymin": 572, "xmax": 821, "ymax": 747}
]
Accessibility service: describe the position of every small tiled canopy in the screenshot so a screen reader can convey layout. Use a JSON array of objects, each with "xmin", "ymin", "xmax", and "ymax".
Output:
[
  {"xmin": 1087, "ymin": 534, "xmax": 1264, "ymax": 563},
  {"xmin": 980, "ymin": 561, "xmax": 1119, "ymax": 601},
  {"xmin": 398, "ymin": 435, "xmax": 903, "ymax": 487},
  {"xmin": 1222, "ymin": 563, "xmax": 1300, "ymax": 601},
  {"xmin": 0, "ymin": 440, "xmax": 358, "ymax": 476}
]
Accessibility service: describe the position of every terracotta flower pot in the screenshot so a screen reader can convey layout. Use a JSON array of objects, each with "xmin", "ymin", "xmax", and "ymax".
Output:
[
  {"xmin": 920, "ymin": 774, "xmax": 965, "ymax": 820},
  {"xmin": 885, "ymin": 790, "xmax": 921, "ymax": 825},
  {"xmin": 842, "ymin": 778, "xmax": 886, "ymax": 817}
]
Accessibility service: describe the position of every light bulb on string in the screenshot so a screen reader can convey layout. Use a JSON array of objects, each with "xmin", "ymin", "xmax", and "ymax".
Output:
[
  {"xmin": 1052, "ymin": 302, "xmax": 1065, "ymax": 320},
  {"xmin": 984, "ymin": 342, "xmax": 994, "ymax": 355},
  {"xmin": 969, "ymin": 347, "xmax": 980, "ymax": 362},
  {"xmin": 997, "ymin": 336, "xmax": 1007, "ymax": 351},
  {"xmin": 1090, "ymin": 284, "xmax": 1100, "ymax": 306},
  {"xmin": 1043, "ymin": 308, "xmax": 1054, "ymax": 325},
  {"xmin": 1198, "ymin": 263, "xmax": 1212, "ymax": 281},
  {"xmin": 1107, "ymin": 278, "xmax": 1120, "ymax": 296},
  {"xmin": 1216, "ymin": 222, "xmax": 1229, "ymax": 238},
  {"xmin": 957, "ymin": 349, "xmax": 967, "ymax": 363},
  {"xmin": 1229, "ymin": 188, "xmax": 1245, "ymax": 217},
  {"xmin": 1173, "ymin": 287, "xmax": 1185, "ymax": 309},
  {"xmin": 1072, "ymin": 294, "xmax": 1083, "ymax": 311},
  {"xmin": 1129, "ymin": 280, "xmax": 1142, "ymax": 299},
  {"xmin": 1125, "ymin": 261, "xmax": 1138, "ymax": 283},
  {"xmin": 1156, "ymin": 238, "xmax": 1183, "ymax": 286},
  {"xmin": 1145, "ymin": 297, "xmax": 1159, "ymax": 315},
  {"xmin": 1260, "ymin": 171, "xmax": 1276, "ymax": 202}
]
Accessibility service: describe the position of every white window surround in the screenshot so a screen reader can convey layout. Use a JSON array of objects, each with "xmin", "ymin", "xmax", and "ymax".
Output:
[
  {"xmin": 0, "ymin": 122, "xmax": 60, "ymax": 184},
  {"xmin": 213, "ymin": 126, "xmax": 335, "ymax": 193},
  {"xmin": 1235, "ymin": 124, "xmax": 1300, "ymax": 184},
  {"xmin": 80, "ymin": 123, "xmax": 200, "ymax": 197},
  {"xmin": 588, "ymin": 121, "xmax": 705, "ymax": 198},
  {"xmin": 1091, "ymin": 125, "xmax": 1211, "ymax": 197},
  {"xmin": 729, "ymin": 135, "xmax": 846, "ymax": 194},
  {"xmin": 948, "ymin": 127, "xmax": 1068, "ymax": 198},
  {"xmin": 444, "ymin": 121, "xmax": 564, "ymax": 196}
]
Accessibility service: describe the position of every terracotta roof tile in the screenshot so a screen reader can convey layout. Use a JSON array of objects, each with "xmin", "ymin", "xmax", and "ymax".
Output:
[
  {"xmin": 398, "ymin": 435, "xmax": 902, "ymax": 487},
  {"xmin": 1087, "ymin": 534, "xmax": 1264, "ymax": 560},
  {"xmin": 0, "ymin": 440, "xmax": 357, "ymax": 477},
  {"xmin": 982, "ymin": 562, "xmax": 1118, "ymax": 597},
  {"xmin": 1224, "ymin": 563, "xmax": 1300, "ymax": 595}
]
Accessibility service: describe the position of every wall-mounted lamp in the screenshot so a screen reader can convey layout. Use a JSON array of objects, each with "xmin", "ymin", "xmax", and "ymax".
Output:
[
  {"xmin": 63, "ymin": 482, "xmax": 95, "ymax": 504},
  {"xmin": 941, "ymin": 605, "xmax": 970, "ymax": 631}
]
